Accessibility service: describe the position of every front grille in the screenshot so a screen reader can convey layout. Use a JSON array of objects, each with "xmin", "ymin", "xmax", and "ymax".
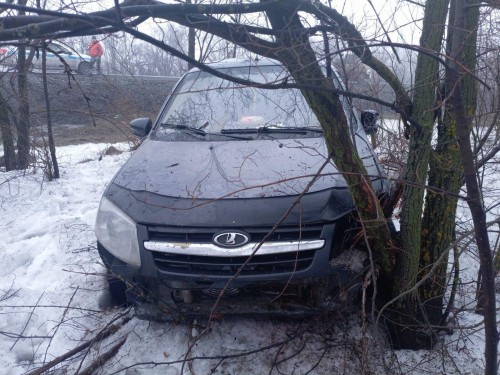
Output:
[
  {"xmin": 151, "ymin": 250, "xmax": 316, "ymax": 276},
  {"xmin": 147, "ymin": 225, "xmax": 322, "ymax": 243},
  {"xmin": 146, "ymin": 225, "xmax": 323, "ymax": 277}
]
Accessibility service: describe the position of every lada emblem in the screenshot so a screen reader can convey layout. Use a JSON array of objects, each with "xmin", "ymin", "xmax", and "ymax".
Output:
[{"xmin": 213, "ymin": 231, "xmax": 250, "ymax": 248}]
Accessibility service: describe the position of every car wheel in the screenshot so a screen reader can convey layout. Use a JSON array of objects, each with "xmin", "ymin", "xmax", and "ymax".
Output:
[
  {"xmin": 77, "ymin": 61, "xmax": 91, "ymax": 75},
  {"xmin": 107, "ymin": 273, "xmax": 129, "ymax": 307}
]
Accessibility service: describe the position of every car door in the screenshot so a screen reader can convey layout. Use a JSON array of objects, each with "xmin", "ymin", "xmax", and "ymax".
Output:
[{"xmin": 47, "ymin": 42, "xmax": 75, "ymax": 70}]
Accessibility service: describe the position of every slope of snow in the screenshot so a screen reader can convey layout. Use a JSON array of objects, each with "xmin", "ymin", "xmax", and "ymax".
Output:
[{"xmin": 0, "ymin": 142, "xmax": 495, "ymax": 374}]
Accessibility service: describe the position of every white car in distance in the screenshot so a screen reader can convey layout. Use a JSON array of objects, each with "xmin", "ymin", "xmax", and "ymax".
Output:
[{"xmin": 0, "ymin": 41, "xmax": 92, "ymax": 74}]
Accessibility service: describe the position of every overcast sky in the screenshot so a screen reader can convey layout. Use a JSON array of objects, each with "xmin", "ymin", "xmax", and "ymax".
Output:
[
  {"xmin": 340, "ymin": 0, "xmax": 423, "ymax": 44},
  {"xmin": 73, "ymin": 0, "xmax": 423, "ymax": 44}
]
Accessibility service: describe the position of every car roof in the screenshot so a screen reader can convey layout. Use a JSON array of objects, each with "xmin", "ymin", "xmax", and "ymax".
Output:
[
  {"xmin": 188, "ymin": 57, "xmax": 343, "ymax": 84},
  {"xmin": 190, "ymin": 57, "xmax": 281, "ymax": 72}
]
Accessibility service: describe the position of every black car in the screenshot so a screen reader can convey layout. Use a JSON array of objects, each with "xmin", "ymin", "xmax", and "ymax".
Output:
[{"xmin": 95, "ymin": 58, "xmax": 388, "ymax": 319}]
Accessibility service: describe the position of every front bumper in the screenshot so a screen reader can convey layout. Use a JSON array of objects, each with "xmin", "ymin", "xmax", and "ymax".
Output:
[{"xmin": 98, "ymin": 220, "xmax": 367, "ymax": 319}]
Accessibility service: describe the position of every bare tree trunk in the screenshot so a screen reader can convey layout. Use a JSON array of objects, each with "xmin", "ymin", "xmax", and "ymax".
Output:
[
  {"xmin": 419, "ymin": 0, "xmax": 479, "ymax": 327},
  {"xmin": 448, "ymin": 1, "xmax": 498, "ymax": 373},
  {"xmin": 16, "ymin": 50, "xmax": 32, "ymax": 169},
  {"xmin": 0, "ymin": 90, "xmax": 17, "ymax": 170},
  {"xmin": 493, "ymin": 222, "xmax": 500, "ymax": 274},
  {"xmin": 390, "ymin": 0, "xmax": 450, "ymax": 337},
  {"xmin": 187, "ymin": 0, "xmax": 195, "ymax": 70},
  {"xmin": 110, "ymin": 35, "xmax": 117, "ymax": 74},
  {"xmin": 41, "ymin": 46, "xmax": 59, "ymax": 179},
  {"xmin": 15, "ymin": 0, "xmax": 31, "ymax": 170}
]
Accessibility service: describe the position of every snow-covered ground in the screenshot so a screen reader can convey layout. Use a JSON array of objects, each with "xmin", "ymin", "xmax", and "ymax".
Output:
[{"xmin": 0, "ymin": 142, "xmax": 496, "ymax": 374}]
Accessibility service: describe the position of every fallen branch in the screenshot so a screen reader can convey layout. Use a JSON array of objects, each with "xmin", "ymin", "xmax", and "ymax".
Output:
[
  {"xmin": 78, "ymin": 336, "xmax": 127, "ymax": 375},
  {"xmin": 26, "ymin": 313, "xmax": 129, "ymax": 375}
]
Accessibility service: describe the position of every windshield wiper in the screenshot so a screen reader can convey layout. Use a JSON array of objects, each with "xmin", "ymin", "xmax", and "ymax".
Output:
[
  {"xmin": 159, "ymin": 123, "xmax": 206, "ymax": 136},
  {"xmin": 216, "ymin": 133, "xmax": 253, "ymax": 140},
  {"xmin": 221, "ymin": 126, "xmax": 323, "ymax": 134},
  {"xmin": 159, "ymin": 123, "xmax": 252, "ymax": 140}
]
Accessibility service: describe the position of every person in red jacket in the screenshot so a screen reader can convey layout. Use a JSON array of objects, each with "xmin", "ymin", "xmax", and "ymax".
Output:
[{"xmin": 88, "ymin": 36, "xmax": 104, "ymax": 73}]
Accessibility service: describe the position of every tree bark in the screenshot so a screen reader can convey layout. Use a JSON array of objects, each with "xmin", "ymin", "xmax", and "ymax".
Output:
[
  {"xmin": 0, "ymin": 90, "xmax": 17, "ymax": 170},
  {"xmin": 448, "ymin": 1, "xmax": 498, "ymax": 373},
  {"xmin": 186, "ymin": 0, "xmax": 196, "ymax": 70},
  {"xmin": 379, "ymin": 0, "xmax": 451, "ymax": 349},
  {"xmin": 41, "ymin": 46, "xmax": 59, "ymax": 179},
  {"xmin": 15, "ymin": 0, "xmax": 31, "ymax": 170},
  {"xmin": 419, "ymin": 0, "xmax": 479, "ymax": 326},
  {"xmin": 393, "ymin": 0, "xmax": 450, "ymax": 315}
]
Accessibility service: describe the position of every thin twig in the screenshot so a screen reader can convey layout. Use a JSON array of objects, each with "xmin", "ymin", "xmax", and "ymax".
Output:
[
  {"xmin": 78, "ymin": 336, "xmax": 127, "ymax": 375},
  {"xmin": 26, "ymin": 311, "xmax": 130, "ymax": 375}
]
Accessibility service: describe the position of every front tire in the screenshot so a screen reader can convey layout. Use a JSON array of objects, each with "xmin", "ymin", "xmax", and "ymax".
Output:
[
  {"xmin": 107, "ymin": 273, "xmax": 129, "ymax": 307},
  {"xmin": 77, "ymin": 61, "xmax": 91, "ymax": 75}
]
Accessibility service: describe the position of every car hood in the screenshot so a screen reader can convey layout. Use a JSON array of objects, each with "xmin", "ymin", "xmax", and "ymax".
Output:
[{"xmin": 113, "ymin": 137, "xmax": 347, "ymax": 199}]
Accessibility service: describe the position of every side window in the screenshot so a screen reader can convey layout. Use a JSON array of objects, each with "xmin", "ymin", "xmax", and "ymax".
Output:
[{"xmin": 49, "ymin": 43, "xmax": 69, "ymax": 54}]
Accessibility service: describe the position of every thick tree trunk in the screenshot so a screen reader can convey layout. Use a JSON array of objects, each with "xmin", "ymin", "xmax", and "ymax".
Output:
[
  {"xmin": 382, "ymin": 0, "xmax": 451, "ymax": 349},
  {"xmin": 419, "ymin": 113, "xmax": 460, "ymax": 325},
  {"xmin": 419, "ymin": 0, "xmax": 479, "ymax": 326},
  {"xmin": 393, "ymin": 0, "xmax": 450, "ymax": 319}
]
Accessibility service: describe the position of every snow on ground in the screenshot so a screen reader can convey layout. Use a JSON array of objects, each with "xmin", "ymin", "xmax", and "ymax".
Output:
[{"xmin": 0, "ymin": 142, "xmax": 496, "ymax": 374}]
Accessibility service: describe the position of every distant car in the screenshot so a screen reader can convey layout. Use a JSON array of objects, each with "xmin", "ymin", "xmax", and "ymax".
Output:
[
  {"xmin": 95, "ymin": 58, "xmax": 387, "ymax": 319},
  {"xmin": 0, "ymin": 41, "xmax": 92, "ymax": 74}
]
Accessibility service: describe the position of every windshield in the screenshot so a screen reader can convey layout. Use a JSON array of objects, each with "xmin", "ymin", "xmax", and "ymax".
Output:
[{"xmin": 157, "ymin": 65, "xmax": 321, "ymax": 135}]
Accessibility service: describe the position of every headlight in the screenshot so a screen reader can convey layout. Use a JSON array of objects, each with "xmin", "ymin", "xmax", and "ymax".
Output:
[{"xmin": 95, "ymin": 196, "xmax": 140, "ymax": 267}]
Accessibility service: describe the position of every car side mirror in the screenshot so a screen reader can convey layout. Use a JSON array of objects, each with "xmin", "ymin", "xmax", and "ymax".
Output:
[
  {"xmin": 360, "ymin": 110, "xmax": 379, "ymax": 135},
  {"xmin": 130, "ymin": 118, "xmax": 152, "ymax": 137}
]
